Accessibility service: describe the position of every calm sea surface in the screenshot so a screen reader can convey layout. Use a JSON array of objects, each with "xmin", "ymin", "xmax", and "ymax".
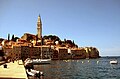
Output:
[{"xmin": 33, "ymin": 57, "xmax": 120, "ymax": 79}]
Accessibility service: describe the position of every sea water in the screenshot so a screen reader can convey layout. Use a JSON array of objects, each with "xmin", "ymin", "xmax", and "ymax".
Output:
[{"xmin": 34, "ymin": 57, "xmax": 120, "ymax": 79}]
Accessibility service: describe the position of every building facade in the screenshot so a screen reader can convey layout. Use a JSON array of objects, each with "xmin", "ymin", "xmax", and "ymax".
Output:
[
  {"xmin": 71, "ymin": 48, "xmax": 86, "ymax": 59},
  {"xmin": 56, "ymin": 47, "xmax": 68, "ymax": 60}
]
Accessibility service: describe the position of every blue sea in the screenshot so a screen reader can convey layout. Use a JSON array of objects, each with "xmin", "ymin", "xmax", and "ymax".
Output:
[{"xmin": 33, "ymin": 57, "xmax": 120, "ymax": 79}]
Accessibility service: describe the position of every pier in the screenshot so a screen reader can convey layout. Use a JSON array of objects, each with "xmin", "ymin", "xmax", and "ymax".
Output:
[{"xmin": 0, "ymin": 60, "xmax": 28, "ymax": 79}]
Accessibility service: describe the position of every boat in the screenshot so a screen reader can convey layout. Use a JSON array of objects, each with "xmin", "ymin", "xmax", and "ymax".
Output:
[
  {"xmin": 24, "ymin": 57, "xmax": 51, "ymax": 65},
  {"xmin": 24, "ymin": 58, "xmax": 34, "ymax": 69},
  {"xmin": 110, "ymin": 60, "xmax": 118, "ymax": 64},
  {"xmin": 31, "ymin": 59, "xmax": 51, "ymax": 65},
  {"xmin": 31, "ymin": 44, "xmax": 51, "ymax": 64},
  {"xmin": 26, "ymin": 70, "xmax": 35, "ymax": 76},
  {"xmin": 26, "ymin": 69, "xmax": 43, "ymax": 77}
]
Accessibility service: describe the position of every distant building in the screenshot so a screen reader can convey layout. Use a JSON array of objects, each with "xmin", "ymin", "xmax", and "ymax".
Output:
[{"xmin": 21, "ymin": 33, "xmax": 36, "ymax": 41}]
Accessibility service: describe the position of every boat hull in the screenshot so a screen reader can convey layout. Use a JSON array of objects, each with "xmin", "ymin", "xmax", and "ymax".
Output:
[
  {"xmin": 32, "ymin": 59, "xmax": 51, "ymax": 65},
  {"xmin": 110, "ymin": 60, "xmax": 118, "ymax": 64}
]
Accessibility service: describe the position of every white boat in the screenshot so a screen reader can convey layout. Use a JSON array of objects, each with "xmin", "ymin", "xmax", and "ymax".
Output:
[
  {"xmin": 24, "ymin": 58, "xmax": 34, "ymax": 69},
  {"xmin": 26, "ymin": 69, "xmax": 43, "ymax": 77},
  {"xmin": 24, "ymin": 58, "xmax": 32, "ymax": 65},
  {"xmin": 32, "ymin": 59, "xmax": 51, "ymax": 65},
  {"xmin": 31, "ymin": 44, "xmax": 51, "ymax": 64},
  {"xmin": 31, "ymin": 69, "xmax": 40, "ymax": 74},
  {"xmin": 26, "ymin": 70, "xmax": 35, "ymax": 76},
  {"xmin": 110, "ymin": 60, "xmax": 118, "ymax": 64}
]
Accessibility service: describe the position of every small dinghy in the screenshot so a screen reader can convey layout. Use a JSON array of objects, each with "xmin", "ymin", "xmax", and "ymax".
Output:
[
  {"xmin": 26, "ymin": 69, "xmax": 44, "ymax": 77},
  {"xmin": 110, "ymin": 60, "xmax": 118, "ymax": 64},
  {"xmin": 27, "ymin": 70, "xmax": 35, "ymax": 76}
]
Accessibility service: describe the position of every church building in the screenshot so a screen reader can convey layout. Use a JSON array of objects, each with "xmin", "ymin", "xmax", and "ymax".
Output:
[{"xmin": 21, "ymin": 15, "xmax": 43, "ymax": 46}]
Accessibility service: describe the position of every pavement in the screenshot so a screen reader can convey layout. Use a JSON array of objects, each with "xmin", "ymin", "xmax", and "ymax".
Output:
[{"xmin": 0, "ymin": 60, "xmax": 28, "ymax": 79}]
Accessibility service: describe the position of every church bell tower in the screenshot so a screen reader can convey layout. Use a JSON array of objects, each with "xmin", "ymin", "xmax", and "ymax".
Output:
[{"xmin": 37, "ymin": 15, "xmax": 42, "ymax": 39}]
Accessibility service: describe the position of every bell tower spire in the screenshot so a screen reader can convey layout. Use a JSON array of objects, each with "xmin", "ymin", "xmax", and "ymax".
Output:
[{"xmin": 37, "ymin": 14, "xmax": 42, "ymax": 39}]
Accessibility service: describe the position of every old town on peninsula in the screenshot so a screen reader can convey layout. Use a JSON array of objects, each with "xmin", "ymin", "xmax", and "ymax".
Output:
[{"xmin": 0, "ymin": 15, "xmax": 100, "ymax": 61}]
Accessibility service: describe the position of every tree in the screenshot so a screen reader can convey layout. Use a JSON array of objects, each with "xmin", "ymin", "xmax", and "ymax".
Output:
[
  {"xmin": 14, "ymin": 37, "xmax": 19, "ymax": 42},
  {"xmin": 73, "ymin": 40, "xmax": 75, "ymax": 45},
  {"xmin": 27, "ymin": 35, "xmax": 33, "ymax": 42},
  {"xmin": 11, "ymin": 34, "xmax": 19, "ymax": 42},
  {"xmin": 43, "ymin": 35, "xmax": 61, "ymax": 41},
  {"xmin": 11, "ymin": 34, "xmax": 14, "ymax": 41},
  {"xmin": 64, "ymin": 39, "xmax": 66, "ymax": 43},
  {"xmin": 8, "ymin": 34, "xmax": 10, "ymax": 42}
]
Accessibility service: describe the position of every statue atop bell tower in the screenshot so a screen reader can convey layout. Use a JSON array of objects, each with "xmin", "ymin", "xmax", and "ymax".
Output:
[{"xmin": 37, "ymin": 15, "xmax": 42, "ymax": 40}]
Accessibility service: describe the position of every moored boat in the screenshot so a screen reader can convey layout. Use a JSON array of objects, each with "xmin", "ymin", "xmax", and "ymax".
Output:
[
  {"xmin": 32, "ymin": 59, "xmax": 51, "ymax": 65},
  {"xmin": 110, "ymin": 60, "xmax": 118, "ymax": 64},
  {"xmin": 26, "ymin": 69, "xmax": 43, "ymax": 77},
  {"xmin": 24, "ymin": 58, "xmax": 34, "ymax": 69}
]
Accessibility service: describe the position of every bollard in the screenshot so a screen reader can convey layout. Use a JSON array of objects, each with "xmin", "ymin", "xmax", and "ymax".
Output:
[
  {"xmin": 40, "ymin": 71, "xmax": 44, "ymax": 76},
  {"xmin": 3, "ymin": 64, "xmax": 7, "ymax": 68},
  {"xmin": 97, "ymin": 61, "xmax": 99, "ymax": 64}
]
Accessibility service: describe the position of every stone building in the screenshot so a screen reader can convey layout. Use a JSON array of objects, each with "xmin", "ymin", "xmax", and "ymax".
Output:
[
  {"xmin": 21, "ymin": 33, "xmax": 36, "ymax": 41},
  {"xmin": 56, "ymin": 47, "xmax": 68, "ymax": 60},
  {"xmin": 51, "ymin": 50, "xmax": 59, "ymax": 60},
  {"xmin": 42, "ymin": 46, "xmax": 51, "ymax": 59},
  {"xmin": 31, "ymin": 46, "xmax": 53, "ymax": 59},
  {"xmin": 4, "ymin": 47, "xmax": 13, "ymax": 59},
  {"xmin": 12, "ymin": 46, "xmax": 21, "ymax": 60},
  {"xmin": 9, "ymin": 46, "xmax": 30, "ymax": 60},
  {"xmin": 71, "ymin": 48, "xmax": 86, "ymax": 59},
  {"xmin": 29, "ymin": 46, "xmax": 41, "ymax": 59},
  {"xmin": 14, "ymin": 45, "xmax": 54, "ymax": 60},
  {"xmin": 21, "ymin": 46, "xmax": 30, "ymax": 60}
]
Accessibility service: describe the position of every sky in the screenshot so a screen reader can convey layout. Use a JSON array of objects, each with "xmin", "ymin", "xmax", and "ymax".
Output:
[{"xmin": 0, "ymin": 0, "xmax": 120, "ymax": 56}]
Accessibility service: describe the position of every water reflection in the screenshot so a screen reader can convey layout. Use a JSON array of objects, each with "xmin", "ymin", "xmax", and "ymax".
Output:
[{"xmin": 32, "ymin": 57, "xmax": 120, "ymax": 79}]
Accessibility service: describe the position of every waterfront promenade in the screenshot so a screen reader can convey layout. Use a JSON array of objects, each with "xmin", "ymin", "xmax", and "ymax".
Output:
[{"xmin": 0, "ymin": 60, "xmax": 28, "ymax": 79}]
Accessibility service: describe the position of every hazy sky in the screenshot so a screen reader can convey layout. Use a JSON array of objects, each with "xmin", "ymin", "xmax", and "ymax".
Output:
[{"xmin": 0, "ymin": 0, "xmax": 120, "ymax": 56}]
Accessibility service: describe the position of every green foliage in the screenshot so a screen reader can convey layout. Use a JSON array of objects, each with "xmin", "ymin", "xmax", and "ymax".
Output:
[
  {"xmin": 11, "ymin": 35, "xmax": 14, "ymax": 41},
  {"xmin": 14, "ymin": 37, "xmax": 19, "ymax": 42},
  {"xmin": 11, "ymin": 34, "xmax": 19, "ymax": 42},
  {"xmin": 42, "ymin": 35, "xmax": 77, "ymax": 47},
  {"xmin": 27, "ymin": 35, "xmax": 34, "ymax": 42},
  {"xmin": 8, "ymin": 34, "xmax": 10, "ymax": 41},
  {"xmin": 43, "ymin": 35, "xmax": 61, "ymax": 41}
]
